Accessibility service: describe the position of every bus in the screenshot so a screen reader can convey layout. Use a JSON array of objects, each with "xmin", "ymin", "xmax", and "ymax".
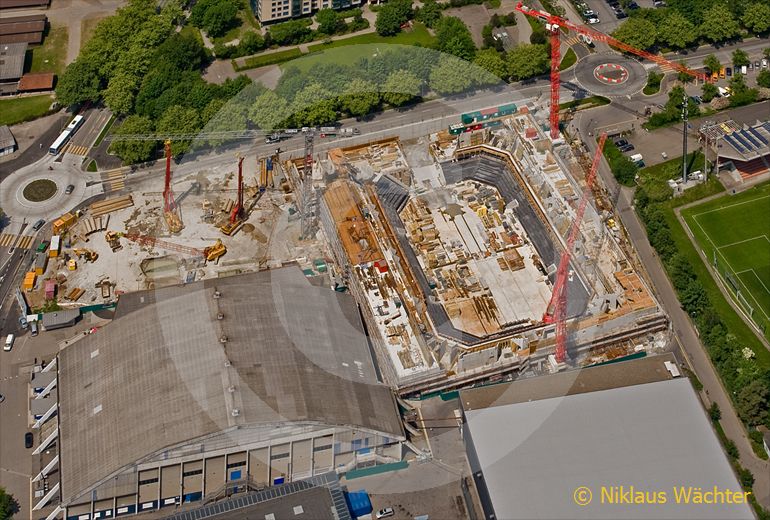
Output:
[{"xmin": 49, "ymin": 115, "xmax": 85, "ymax": 155}]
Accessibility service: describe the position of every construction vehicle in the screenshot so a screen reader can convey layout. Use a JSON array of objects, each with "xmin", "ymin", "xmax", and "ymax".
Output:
[
  {"xmin": 72, "ymin": 249, "xmax": 99, "ymax": 262},
  {"xmin": 104, "ymin": 231, "xmax": 227, "ymax": 262},
  {"xmin": 515, "ymin": 3, "xmax": 709, "ymax": 139},
  {"xmin": 220, "ymin": 156, "xmax": 246, "ymax": 236},
  {"xmin": 68, "ymin": 259, "xmax": 77, "ymax": 271},
  {"xmin": 162, "ymin": 140, "xmax": 183, "ymax": 233}
]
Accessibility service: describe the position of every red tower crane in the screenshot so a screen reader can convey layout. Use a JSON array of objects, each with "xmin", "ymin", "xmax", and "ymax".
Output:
[
  {"xmin": 546, "ymin": 133, "xmax": 607, "ymax": 363},
  {"xmin": 230, "ymin": 156, "xmax": 245, "ymax": 223},
  {"xmin": 514, "ymin": 2, "xmax": 710, "ymax": 140},
  {"xmin": 162, "ymin": 140, "xmax": 183, "ymax": 233}
]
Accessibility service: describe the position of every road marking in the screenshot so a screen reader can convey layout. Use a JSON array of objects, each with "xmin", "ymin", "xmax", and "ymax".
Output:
[
  {"xmin": 690, "ymin": 194, "xmax": 770, "ymax": 218},
  {"xmin": 64, "ymin": 144, "xmax": 89, "ymax": 156},
  {"xmin": 0, "ymin": 234, "xmax": 33, "ymax": 249}
]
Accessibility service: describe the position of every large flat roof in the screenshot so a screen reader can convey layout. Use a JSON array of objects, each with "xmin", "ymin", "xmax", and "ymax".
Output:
[
  {"xmin": 58, "ymin": 267, "xmax": 403, "ymax": 505},
  {"xmin": 463, "ymin": 361, "xmax": 753, "ymax": 519}
]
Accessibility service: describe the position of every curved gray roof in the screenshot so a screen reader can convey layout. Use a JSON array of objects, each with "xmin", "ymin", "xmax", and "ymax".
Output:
[{"xmin": 58, "ymin": 267, "xmax": 403, "ymax": 504}]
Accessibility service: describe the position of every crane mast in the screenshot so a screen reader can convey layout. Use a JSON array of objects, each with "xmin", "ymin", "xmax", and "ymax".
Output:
[{"xmin": 546, "ymin": 133, "xmax": 607, "ymax": 363}]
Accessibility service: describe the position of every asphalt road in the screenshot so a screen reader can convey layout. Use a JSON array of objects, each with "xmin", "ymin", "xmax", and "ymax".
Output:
[{"xmin": 576, "ymin": 112, "xmax": 770, "ymax": 509}]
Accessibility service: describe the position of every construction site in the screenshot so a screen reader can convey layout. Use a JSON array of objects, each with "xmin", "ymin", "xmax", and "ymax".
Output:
[
  {"xmin": 312, "ymin": 106, "xmax": 669, "ymax": 395},
  {"xmin": 20, "ymin": 102, "xmax": 668, "ymax": 398},
  {"xmin": 21, "ymin": 142, "xmax": 328, "ymax": 313}
]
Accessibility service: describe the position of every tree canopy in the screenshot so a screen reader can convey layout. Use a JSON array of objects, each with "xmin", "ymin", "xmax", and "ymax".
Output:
[
  {"xmin": 190, "ymin": 0, "xmax": 239, "ymax": 38},
  {"xmin": 473, "ymin": 49, "xmax": 509, "ymax": 80},
  {"xmin": 741, "ymin": 2, "xmax": 770, "ymax": 35},
  {"xmin": 611, "ymin": 17, "xmax": 657, "ymax": 50},
  {"xmin": 382, "ymin": 69, "xmax": 421, "ymax": 106},
  {"xmin": 434, "ymin": 17, "xmax": 476, "ymax": 61},
  {"xmin": 429, "ymin": 55, "xmax": 474, "ymax": 95},
  {"xmin": 657, "ymin": 11, "xmax": 697, "ymax": 49},
  {"xmin": 415, "ymin": 0, "xmax": 442, "ymax": 28},
  {"xmin": 699, "ymin": 4, "xmax": 741, "ymax": 43},
  {"xmin": 507, "ymin": 44, "xmax": 549, "ymax": 81}
]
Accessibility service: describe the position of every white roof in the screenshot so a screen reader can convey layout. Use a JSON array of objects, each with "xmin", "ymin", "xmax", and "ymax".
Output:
[{"xmin": 464, "ymin": 378, "xmax": 753, "ymax": 519}]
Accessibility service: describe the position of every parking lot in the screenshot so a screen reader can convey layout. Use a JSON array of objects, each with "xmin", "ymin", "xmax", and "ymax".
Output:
[
  {"xmin": 571, "ymin": 0, "xmax": 668, "ymax": 34},
  {"xmin": 0, "ymin": 310, "xmax": 105, "ymax": 518}
]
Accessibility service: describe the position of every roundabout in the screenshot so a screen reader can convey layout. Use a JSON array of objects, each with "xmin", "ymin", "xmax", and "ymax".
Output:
[{"xmin": 570, "ymin": 52, "xmax": 647, "ymax": 98}]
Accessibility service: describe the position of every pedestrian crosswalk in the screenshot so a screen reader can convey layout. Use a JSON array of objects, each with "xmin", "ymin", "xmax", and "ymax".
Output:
[
  {"xmin": 101, "ymin": 169, "xmax": 125, "ymax": 192},
  {"xmin": 64, "ymin": 144, "xmax": 90, "ymax": 156},
  {"xmin": 0, "ymin": 233, "xmax": 34, "ymax": 249},
  {"xmin": 658, "ymin": 62, "xmax": 676, "ymax": 73},
  {"xmin": 564, "ymin": 35, "xmax": 581, "ymax": 46}
]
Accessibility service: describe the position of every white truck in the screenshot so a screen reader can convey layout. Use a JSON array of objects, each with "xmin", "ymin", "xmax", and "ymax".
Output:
[{"xmin": 4, "ymin": 334, "xmax": 14, "ymax": 351}]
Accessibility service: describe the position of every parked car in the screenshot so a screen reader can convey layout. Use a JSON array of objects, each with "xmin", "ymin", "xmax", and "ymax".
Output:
[
  {"xmin": 614, "ymin": 138, "xmax": 629, "ymax": 147},
  {"xmin": 619, "ymin": 144, "xmax": 635, "ymax": 152},
  {"xmin": 748, "ymin": 62, "xmax": 753, "ymax": 71},
  {"xmin": 65, "ymin": 184, "xmax": 74, "ymax": 194},
  {"xmin": 627, "ymin": 1, "xmax": 639, "ymax": 8},
  {"xmin": 762, "ymin": 58, "xmax": 768, "ymax": 68},
  {"xmin": 726, "ymin": 67, "xmax": 732, "ymax": 77},
  {"xmin": 754, "ymin": 61, "xmax": 760, "ymax": 70},
  {"xmin": 25, "ymin": 432, "xmax": 33, "ymax": 449},
  {"xmin": 19, "ymin": 315, "xmax": 28, "ymax": 329},
  {"xmin": 614, "ymin": 8, "xmax": 627, "ymax": 18},
  {"xmin": 0, "ymin": 394, "xmax": 5, "ymax": 403},
  {"xmin": 4, "ymin": 334, "xmax": 14, "ymax": 351},
  {"xmin": 375, "ymin": 509, "xmax": 394, "ymax": 519},
  {"xmin": 583, "ymin": 9, "xmax": 595, "ymax": 16},
  {"xmin": 653, "ymin": 0, "xmax": 666, "ymax": 6},
  {"xmin": 32, "ymin": 219, "xmax": 45, "ymax": 231},
  {"xmin": 587, "ymin": 17, "xmax": 600, "ymax": 24}
]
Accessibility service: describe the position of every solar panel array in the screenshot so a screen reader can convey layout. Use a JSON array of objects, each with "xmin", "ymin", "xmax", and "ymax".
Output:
[
  {"xmin": 163, "ymin": 473, "xmax": 351, "ymax": 520},
  {"xmin": 723, "ymin": 124, "xmax": 770, "ymax": 155}
]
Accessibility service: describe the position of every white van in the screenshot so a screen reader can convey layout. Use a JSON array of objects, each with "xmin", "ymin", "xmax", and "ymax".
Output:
[
  {"xmin": 629, "ymin": 153, "xmax": 644, "ymax": 163},
  {"xmin": 4, "ymin": 334, "xmax": 14, "ymax": 351},
  {"xmin": 741, "ymin": 65, "xmax": 747, "ymax": 75}
]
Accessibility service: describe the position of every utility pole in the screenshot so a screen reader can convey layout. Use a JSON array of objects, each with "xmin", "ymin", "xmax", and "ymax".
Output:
[{"xmin": 681, "ymin": 90, "xmax": 688, "ymax": 184}]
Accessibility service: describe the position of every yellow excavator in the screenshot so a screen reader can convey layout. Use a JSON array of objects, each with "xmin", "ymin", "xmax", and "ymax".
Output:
[{"xmin": 72, "ymin": 248, "xmax": 99, "ymax": 262}]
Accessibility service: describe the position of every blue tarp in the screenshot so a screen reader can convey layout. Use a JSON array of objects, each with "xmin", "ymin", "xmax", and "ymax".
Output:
[{"xmin": 344, "ymin": 490, "xmax": 372, "ymax": 518}]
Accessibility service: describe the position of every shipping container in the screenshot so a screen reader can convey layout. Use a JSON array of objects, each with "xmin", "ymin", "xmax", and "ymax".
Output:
[{"xmin": 49, "ymin": 235, "xmax": 61, "ymax": 258}]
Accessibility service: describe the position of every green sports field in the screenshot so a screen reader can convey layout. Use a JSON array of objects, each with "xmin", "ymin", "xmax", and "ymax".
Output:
[{"xmin": 682, "ymin": 183, "xmax": 770, "ymax": 337}]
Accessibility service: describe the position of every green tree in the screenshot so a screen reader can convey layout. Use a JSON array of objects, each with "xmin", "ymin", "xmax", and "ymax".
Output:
[
  {"xmin": 390, "ymin": 0, "xmax": 414, "ymax": 21},
  {"xmin": 728, "ymin": 73, "xmax": 759, "ymax": 107},
  {"xmin": 473, "ymin": 49, "xmax": 508, "ymax": 80},
  {"xmin": 708, "ymin": 402, "xmax": 721, "ymax": 421},
  {"xmin": 429, "ymin": 55, "xmax": 473, "ymax": 95},
  {"xmin": 658, "ymin": 11, "xmax": 697, "ymax": 49},
  {"xmin": 103, "ymin": 72, "xmax": 139, "ymax": 114},
  {"xmin": 415, "ymin": 0, "xmax": 442, "ymax": 28},
  {"xmin": 724, "ymin": 438, "xmax": 740, "ymax": 460},
  {"xmin": 382, "ymin": 69, "xmax": 421, "ymax": 106},
  {"xmin": 156, "ymin": 105, "xmax": 202, "ymax": 156},
  {"xmin": 239, "ymin": 31, "xmax": 265, "ymax": 55},
  {"xmin": 736, "ymin": 380, "xmax": 769, "ymax": 426},
  {"xmin": 611, "ymin": 18, "xmax": 657, "ymax": 50},
  {"xmin": 435, "ymin": 16, "xmax": 476, "ymax": 61},
  {"xmin": 55, "ymin": 58, "xmax": 102, "ymax": 106},
  {"xmin": 742, "ymin": 2, "xmax": 770, "ymax": 34},
  {"xmin": 268, "ymin": 19, "xmax": 312, "ymax": 45},
  {"xmin": 341, "ymin": 79, "xmax": 380, "ymax": 117},
  {"xmin": 202, "ymin": 1, "xmax": 239, "ymax": 37},
  {"xmin": 249, "ymin": 89, "xmax": 291, "ymax": 130},
  {"xmin": 202, "ymin": 99, "xmax": 247, "ymax": 147},
  {"xmin": 108, "ymin": 115, "xmax": 156, "ymax": 164},
  {"xmin": 737, "ymin": 465, "xmax": 755, "ymax": 489},
  {"xmin": 507, "ymin": 43, "xmax": 549, "ymax": 81},
  {"xmin": 316, "ymin": 9, "xmax": 342, "ymax": 35},
  {"xmin": 732, "ymin": 49, "xmax": 750, "ymax": 67},
  {"xmin": 292, "ymin": 83, "xmax": 338, "ymax": 126},
  {"xmin": 704, "ymin": 54, "xmax": 721, "ymax": 75},
  {"xmin": 699, "ymin": 4, "xmax": 741, "ymax": 43},
  {"xmin": 155, "ymin": 31, "xmax": 208, "ymax": 71},
  {"xmin": 765, "ymin": 47, "xmax": 770, "ymax": 59},
  {"xmin": 0, "ymin": 487, "xmax": 19, "ymax": 520},
  {"xmin": 375, "ymin": 4, "xmax": 404, "ymax": 36},
  {"xmin": 758, "ymin": 69, "xmax": 770, "ymax": 88}
]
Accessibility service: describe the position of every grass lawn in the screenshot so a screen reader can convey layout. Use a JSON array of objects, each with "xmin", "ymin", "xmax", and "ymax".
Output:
[
  {"xmin": 637, "ymin": 151, "xmax": 707, "ymax": 200},
  {"xmin": 0, "ymin": 95, "xmax": 55, "ymax": 126},
  {"xmin": 28, "ymin": 25, "xmax": 68, "ymax": 75},
  {"xmin": 180, "ymin": 24, "xmax": 204, "ymax": 44},
  {"xmin": 306, "ymin": 22, "xmax": 435, "ymax": 53},
  {"xmin": 682, "ymin": 183, "xmax": 770, "ymax": 340},
  {"xmin": 643, "ymin": 71, "xmax": 663, "ymax": 95},
  {"xmin": 558, "ymin": 95, "xmax": 610, "ymax": 111},
  {"xmin": 649, "ymin": 174, "xmax": 770, "ymax": 369},
  {"xmin": 559, "ymin": 48, "xmax": 577, "ymax": 71},
  {"xmin": 80, "ymin": 15, "xmax": 107, "ymax": 48}
]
